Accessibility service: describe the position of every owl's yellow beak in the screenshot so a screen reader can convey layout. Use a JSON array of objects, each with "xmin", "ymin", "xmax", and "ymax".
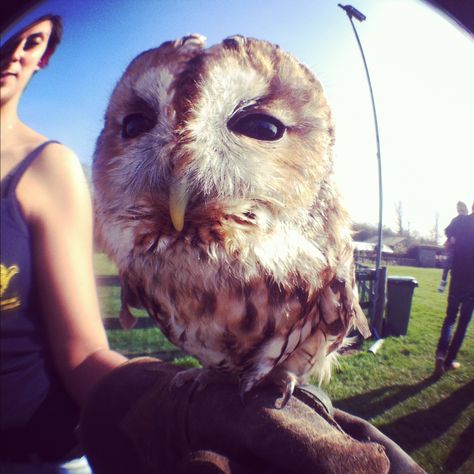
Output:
[{"xmin": 169, "ymin": 179, "xmax": 188, "ymax": 232}]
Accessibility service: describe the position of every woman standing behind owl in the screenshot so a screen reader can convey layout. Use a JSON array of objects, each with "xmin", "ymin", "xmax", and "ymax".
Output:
[{"xmin": 0, "ymin": 15, "xmax": 127, "ymax": 472}]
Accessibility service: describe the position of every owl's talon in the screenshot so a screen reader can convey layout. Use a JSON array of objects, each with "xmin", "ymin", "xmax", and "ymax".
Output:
[
  {"xmin": 275, "ymin": 386, "xmax": 293, "ymax": 409},
  {"xmin": 170, "ymin": 368, "xmax": 203, "ymax": 390},
  {"xmin": 196, "ymin": 378, "xmax": 208, "ymax": 392},
  {"xmin": 270, "ymin": 370, "xmax": 297, "ymax": 409},
  {"xmin": 239, "ymin": 385, "xmax": 251, "ymax": 406},
  {"xmin": 171, "ymin": 368, "xmax": 234, "ymax": 392}
]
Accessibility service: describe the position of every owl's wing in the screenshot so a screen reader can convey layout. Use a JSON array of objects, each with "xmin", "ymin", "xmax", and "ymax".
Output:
[{"xmin": 320, "ymin": 276, "xmax": 371, "ymax": 353}]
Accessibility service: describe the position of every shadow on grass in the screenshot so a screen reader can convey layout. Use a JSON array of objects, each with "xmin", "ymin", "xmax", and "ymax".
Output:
[
  {"xmin": 444, "ymin": 418, "xmax": 474, "ymax": 472},
  {"xmin": 335, "ymin": 377, "xmax": 474, "ymax": 465},
  {"xmin": 377, "ymin": 379, "xmax": 474, "ymax": 464},
  {"xmin": 334, "ymin": 374, "xmax": 439, "ymax": 419}
]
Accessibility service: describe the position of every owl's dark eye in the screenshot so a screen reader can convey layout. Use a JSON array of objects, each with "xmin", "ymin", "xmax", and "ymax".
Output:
[
  {"xmin": 228, "ymin": 113, "xmax": 285, "ymax": 141},
  {"xmin": 122, "ymin": 113, "xmax": 155, "ymax": 139}
]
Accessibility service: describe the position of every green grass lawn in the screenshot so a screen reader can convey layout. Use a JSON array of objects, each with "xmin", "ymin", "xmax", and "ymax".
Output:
[
  {"xmin": 94, "ymin": 254, "xmax": 473, "ymax": 473},
  {"xmin": 327, "ymin": 265, "xmax": 474, "ymax": 474}
]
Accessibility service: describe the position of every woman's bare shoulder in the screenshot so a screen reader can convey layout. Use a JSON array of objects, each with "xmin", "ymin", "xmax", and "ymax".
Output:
[
  {"xmin": 30, "ymin": 141, "xmax": 86, "ymax": 187},
  {"xmin": 18, "ymin": 140, "xmax": 90, "ymax": 223},
  {"xmin": 35, "ymin": 140, "xmax": 80, "ymax": 165}
]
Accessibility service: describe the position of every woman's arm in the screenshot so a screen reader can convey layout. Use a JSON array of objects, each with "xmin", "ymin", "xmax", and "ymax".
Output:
[{"xmin": 19, "ymin": 142, "xmax": 127, "ymax": 406}]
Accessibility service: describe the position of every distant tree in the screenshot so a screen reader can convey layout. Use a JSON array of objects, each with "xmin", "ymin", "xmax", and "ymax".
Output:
[
  {"xmin": 352, "ymin": 222, "xmax": 397, "ymax": 242},
  {"xmin": 395, "ymin": 200, "xmax": 404, "ymax": 236},
  {"xmin": 352, "ymin": 222, "xmax": 377, "ymax": 241},
  {"xmin": 431, "ymin": 211, "xmax": 440, "ymax": 245}
]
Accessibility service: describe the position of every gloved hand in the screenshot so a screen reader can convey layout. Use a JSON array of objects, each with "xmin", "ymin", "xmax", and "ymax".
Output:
[
  {"xmin": 332, "ymin": 409, "xmax": 426, "ymax": 474},
  {"xmin": 79, "ymin": 357, "xmax": 424, "ymax": 474}
]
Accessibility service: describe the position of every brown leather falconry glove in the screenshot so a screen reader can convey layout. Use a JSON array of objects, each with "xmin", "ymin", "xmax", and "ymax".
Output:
[{"xmin": 79, "ymin": 357, "xmax": 426, "ymax": 474}]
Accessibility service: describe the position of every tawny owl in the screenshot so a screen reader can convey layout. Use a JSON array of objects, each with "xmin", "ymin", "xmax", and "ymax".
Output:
[{"xmin": 93, "ymin": 34, "xmax": 369, "ymax": 406}]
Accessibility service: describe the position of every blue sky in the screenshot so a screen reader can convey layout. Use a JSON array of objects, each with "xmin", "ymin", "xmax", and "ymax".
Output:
[{"xmin": 3, "ymin": 0, "xmax": 473, "ymax": 238}]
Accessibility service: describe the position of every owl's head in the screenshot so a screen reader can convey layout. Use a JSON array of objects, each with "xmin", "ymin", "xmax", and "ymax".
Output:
[{"xmin": 94, "ymin": 34, "xmax": 337, "ymax": 259}]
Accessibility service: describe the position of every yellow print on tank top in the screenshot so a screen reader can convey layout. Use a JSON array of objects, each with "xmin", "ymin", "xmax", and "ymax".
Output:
[{"xmin": 0, "ymin": 264, "xmax": 21, "ymax": 311}]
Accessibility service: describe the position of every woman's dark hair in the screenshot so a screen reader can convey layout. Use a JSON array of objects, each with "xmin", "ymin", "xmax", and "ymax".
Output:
[
  {"xmin": 39, "ymin": 14, "xmax": 63, "ymax": 63},
  {"xmin": 0, "ymin": 14, "xmax": 63, "ymax": 71}
]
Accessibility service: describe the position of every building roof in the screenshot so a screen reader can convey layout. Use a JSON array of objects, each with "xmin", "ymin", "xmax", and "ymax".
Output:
[
  {"xmin": 354, "ymin": 241, "xmax": 394, "ymax": 254},
  {"xmin": 365, "ymin": 236, "xmax": 409, "ymax": 246}
]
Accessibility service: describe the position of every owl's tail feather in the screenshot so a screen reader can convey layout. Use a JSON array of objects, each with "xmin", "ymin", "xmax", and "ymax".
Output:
[
  {"xmin": 119, "ymin": 303, "xmax": 138, "ymax": 330},
  {"xmin": 119, "ymin": 282, "xmax": 138, "ymax": 330},
  {"xmin": 119, "ymin": 272, "xmax": 142, "ymax": 329}
]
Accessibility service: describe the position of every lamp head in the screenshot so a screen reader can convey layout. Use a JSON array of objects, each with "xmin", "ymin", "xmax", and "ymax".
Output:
[{"xmin": 338, "ymin": 4, "xmax": 366, "ymax": 22}]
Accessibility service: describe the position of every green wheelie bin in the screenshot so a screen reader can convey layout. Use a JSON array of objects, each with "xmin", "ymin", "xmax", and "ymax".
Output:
[{"xmin": 384, "ymin": 276, "xmax": 418, "ymax": 336}]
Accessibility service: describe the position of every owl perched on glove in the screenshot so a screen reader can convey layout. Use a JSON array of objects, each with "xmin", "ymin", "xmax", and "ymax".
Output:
[{"xmin": 93, "ymin": 34, "xmax": 370, "ymax": 406}]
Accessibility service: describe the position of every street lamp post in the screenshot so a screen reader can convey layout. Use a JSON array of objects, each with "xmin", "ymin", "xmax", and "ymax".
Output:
[{"xmin": 338, "ymin": 4, "xmax": 384, "ymax": 337}]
